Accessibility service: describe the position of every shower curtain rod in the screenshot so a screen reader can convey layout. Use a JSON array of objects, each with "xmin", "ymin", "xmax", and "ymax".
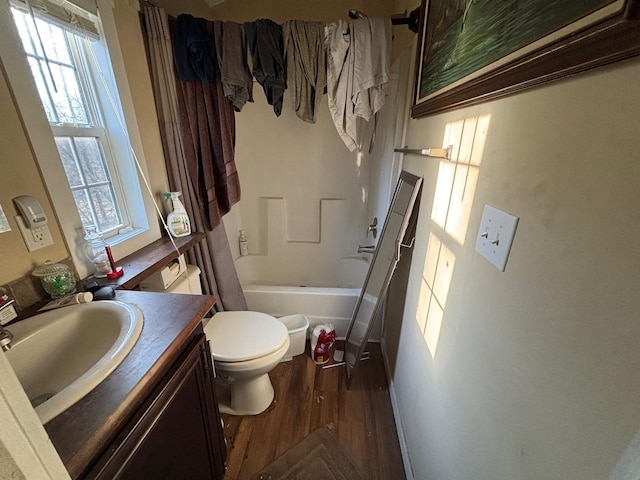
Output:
[
  {"xmin": 350, "ymin": 6, "xmax": 421, "ymax": 33},
  {"xmin": 139, "ymin": 1, "xmax": 421, "ymax": 33},
  {"xmin": 390, "ymin": 7, "xmax": 421, "ymax": 33}
]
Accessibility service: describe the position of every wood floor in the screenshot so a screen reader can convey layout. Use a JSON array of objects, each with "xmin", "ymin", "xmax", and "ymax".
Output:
[{"xmin": 220, "ymin": 341, "xmax": 406, "ymax": 479}]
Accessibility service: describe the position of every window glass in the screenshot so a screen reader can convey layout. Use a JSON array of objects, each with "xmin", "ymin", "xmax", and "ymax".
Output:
[
  {"xmin": 12, "ymin": 6, "xmax": 127, "ymax": 236},
  {"xmin": 14, "ymin": 10, "xmax": 90, "ymax": 125},
  {"xmin": 76, "ymin": 137, "xmax": 109, "ymax": 184},
  {"xmin": 54, "ymin": 137, "xmax": 82, "ymax": 186},
  {"xmin": 90, "ymin": 185, "xmax": 121, "ymax": 230}
]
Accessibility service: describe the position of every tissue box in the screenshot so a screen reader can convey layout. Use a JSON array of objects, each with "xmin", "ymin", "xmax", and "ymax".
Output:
[
  {"xmin": 140, "ymin": 254, "xmax": 187, "ymax": 291},
  {"xmin": 0, "ymin": 299, "xmax": 17, "ymax": 326}
]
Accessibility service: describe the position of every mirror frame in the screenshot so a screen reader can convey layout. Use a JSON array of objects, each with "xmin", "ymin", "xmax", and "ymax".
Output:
[{"xmin": 345, "ymin": 171, "xmax": 423, "ymax": 385}]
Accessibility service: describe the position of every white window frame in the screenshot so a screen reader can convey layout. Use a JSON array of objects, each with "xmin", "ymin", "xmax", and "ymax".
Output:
[
  {"xmin": 60, "ymin": 30, "xmax": 132, "ymax": 236},
  {"xmin": 1, "ymin": 0, "xmax": 162, "ymax": 278}
]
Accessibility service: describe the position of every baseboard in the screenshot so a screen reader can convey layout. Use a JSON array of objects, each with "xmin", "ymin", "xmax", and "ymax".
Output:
[{"xmin": 381, "ymin": 339, "xmax": 414, "ymax": 480}]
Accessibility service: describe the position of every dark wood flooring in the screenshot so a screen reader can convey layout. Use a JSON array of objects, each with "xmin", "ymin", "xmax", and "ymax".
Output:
[{"xmin": 220, "ymin": 341, "xmax": 406, "ymax": 479}]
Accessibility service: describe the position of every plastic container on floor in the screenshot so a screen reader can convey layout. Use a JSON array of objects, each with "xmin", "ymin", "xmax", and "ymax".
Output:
[
  {"xmin": 278, "ymin": 314, "xmax": 309, "ymax": 361},
  {"xmin": 310, "ymin": 324, "xmax": 336, "ymax": 364}
]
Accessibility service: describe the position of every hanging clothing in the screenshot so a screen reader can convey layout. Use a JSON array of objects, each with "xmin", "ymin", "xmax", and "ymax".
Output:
[
  {"xmin": 325, "ymin": 18, "xmax": 392, "ymax": 151},
  {"xmin": 325, "ymin": 20, "xmax": 355, "ymax": 150},
  {"xmin": 213, "ymin": 21, "xmax": 254, "ymax": 112},
  {"xmin": 243, "ymin": 19, "xmax": 287, "ymax": 117},
  {"xmin": 170, "ymin": 17, "xmax": 240, "ymax": 232},
  {"xmin": 143, "ymin": 5, "xmax": 247, "ymax": 311},
  {"xmin": 174, "ymin": 14, "xmax": 217, "ymax": 83},
  {"xmin": 352, "ymin": 17, "xmax": 391, "ymax": 121},
  {"xmin": 282, "ymin": 20, "xmax": 326, "ymax": 124}
]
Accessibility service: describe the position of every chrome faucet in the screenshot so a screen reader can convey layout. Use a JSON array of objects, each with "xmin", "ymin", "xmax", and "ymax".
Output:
[
  {"xmin": 358, "ymin": 245, "xmax": 376, "ymax": 254},
  {"xmin": 0, "ymin": 327, "xmax": 12, "ymax": 351},
  {"xmin": 366, "ymin": 217, "xmax": 378, "ymax": 239}
]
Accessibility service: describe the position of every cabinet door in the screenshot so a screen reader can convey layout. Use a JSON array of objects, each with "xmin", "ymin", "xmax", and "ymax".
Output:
[{"xmin": 88, "ymin": 333, "xmax": 226, "ymax": 479}]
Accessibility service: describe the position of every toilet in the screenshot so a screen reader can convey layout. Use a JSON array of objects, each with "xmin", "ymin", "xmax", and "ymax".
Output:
[
  {"xmin": 141, "ymin": 261, "xmax": 289, "ymax": 415},
  {"xmin": 204, "ymin": 311, "xmax": 289, "ymax": 415}
]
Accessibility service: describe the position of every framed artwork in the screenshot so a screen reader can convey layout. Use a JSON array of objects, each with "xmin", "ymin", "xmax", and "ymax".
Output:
[{"xmin": 412, "ymin": 0, "xmax": 640, "ymax": 118}]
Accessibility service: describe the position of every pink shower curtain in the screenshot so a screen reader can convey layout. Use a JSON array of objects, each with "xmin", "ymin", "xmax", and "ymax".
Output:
[{"xmin": 142, "ymin": 5, "xmax": 247, "ymax": 311}]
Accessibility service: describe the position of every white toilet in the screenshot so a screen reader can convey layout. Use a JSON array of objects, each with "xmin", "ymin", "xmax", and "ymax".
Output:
[
  {"xmin": 142, "ymin": 262, "xmax": 289, "ymax": 415},
  {"xmin": 204, "ymin": 311, "xmax": 289, "ymax": 415}
]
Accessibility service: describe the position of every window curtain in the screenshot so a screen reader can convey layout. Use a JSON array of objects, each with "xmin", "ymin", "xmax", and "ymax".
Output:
[{"xmin": 143, "ymin": 5, "xmax": 247, "ymax": 311}]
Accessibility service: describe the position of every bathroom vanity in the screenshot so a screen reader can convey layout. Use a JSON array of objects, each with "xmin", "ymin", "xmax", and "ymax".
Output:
[{"xmin": 43, "ymin": 290, "xmax": 226, "ymax": 479}]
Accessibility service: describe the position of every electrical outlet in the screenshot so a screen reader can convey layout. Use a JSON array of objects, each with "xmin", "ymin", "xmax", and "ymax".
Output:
[
  {"xmin": 474, "ymin": 205, "xmax": 519, "ymax": 271},
  {"xmin": 32, "ymin": 226, "xmax": 46, "ymax": 243},
  {"xmin": 15, "ymin": 215, "xmax": 54, "ymax": 252}
]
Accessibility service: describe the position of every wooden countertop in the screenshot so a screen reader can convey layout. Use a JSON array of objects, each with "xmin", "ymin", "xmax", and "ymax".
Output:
[{"xmin": 43, "ymin": 290, "xmax": 216, "ymax": 479}]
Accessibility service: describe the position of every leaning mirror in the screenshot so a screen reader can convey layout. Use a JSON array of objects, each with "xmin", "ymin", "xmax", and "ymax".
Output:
[{"xmin": 345, "ymin": 171, "xmax": 422, "ymax": 385}]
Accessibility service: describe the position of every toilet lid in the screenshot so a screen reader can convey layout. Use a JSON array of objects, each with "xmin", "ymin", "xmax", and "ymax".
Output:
[{"xmin": 205, "ymin": 311, "xmax": 288, "ymax": 362}]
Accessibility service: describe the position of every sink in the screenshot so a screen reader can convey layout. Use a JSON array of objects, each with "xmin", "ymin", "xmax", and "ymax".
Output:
[{"xmin": 5, "ymin": 300, "xmax": 143, "ymax": 424}]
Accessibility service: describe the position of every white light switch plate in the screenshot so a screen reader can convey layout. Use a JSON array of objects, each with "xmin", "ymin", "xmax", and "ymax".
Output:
[{"xmin": 475, "ymin": 205, "xmax": 519, "ymax": 271}]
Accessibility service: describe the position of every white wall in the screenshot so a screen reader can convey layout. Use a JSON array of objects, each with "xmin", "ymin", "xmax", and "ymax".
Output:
[
  {"xmin": 389, "ymin": 52, "xmax": 640, "ymax": 479},
  {"xmin": 230, "ymin": 87, "xmax": 371, "ymax": 287},
  {"xmin": 231, "ymin": 75, "xmax": 411, "ymax": 287},
  {"xmin": 148, "ymin": 0, "xmax": 399, "ymax": 288}
]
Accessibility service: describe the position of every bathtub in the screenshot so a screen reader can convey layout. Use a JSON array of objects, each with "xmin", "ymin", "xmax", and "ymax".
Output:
[{"xmin": 242, "ymin": 284, "xmax": 381, "ymax": 341}]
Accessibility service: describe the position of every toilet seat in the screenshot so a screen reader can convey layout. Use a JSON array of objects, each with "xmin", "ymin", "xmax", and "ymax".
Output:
[{"xmin": 205, "ymin": 311, "xmax": 288, "ymax": 362}]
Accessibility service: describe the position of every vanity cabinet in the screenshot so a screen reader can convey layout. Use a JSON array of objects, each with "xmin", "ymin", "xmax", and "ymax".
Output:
[{"xmin": 85, "ymin": 329, "xmax": 226, "ymax": 479}]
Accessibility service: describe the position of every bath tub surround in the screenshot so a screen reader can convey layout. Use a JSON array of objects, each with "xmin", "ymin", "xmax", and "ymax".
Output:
[
  {"xmin": 242, "ymin": 284, "xmax": 382, "ymax": 341},
  {"xmin": 235, "ymin": 238, "xmax": 377, "ymax": 340},
  {"xmin": 234, "ymin": 254, "xmax": 370, "ymax": 290}
]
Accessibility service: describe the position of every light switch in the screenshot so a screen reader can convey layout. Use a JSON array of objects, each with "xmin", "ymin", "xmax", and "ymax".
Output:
[{"xmin": 474, "ymin": 204, "xmax": 519, "ymax": 271}]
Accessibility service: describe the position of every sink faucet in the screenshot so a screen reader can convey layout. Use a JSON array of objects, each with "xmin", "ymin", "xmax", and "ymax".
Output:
[{"xmin": 0, "ymin": 327, "xmax": 13, "ymax": 351}]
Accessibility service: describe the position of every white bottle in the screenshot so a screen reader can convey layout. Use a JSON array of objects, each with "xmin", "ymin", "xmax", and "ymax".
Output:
[
  {"xmin": 239, "ymin": 230, "xmax": 249, "ymax": 256},
  {"xmin": 165, "ymin": 192, "xmax": 191, "ymax": 238},
  {"xmin": 38, "ymin": 292, "xmax": 93, "ymax": 312}
]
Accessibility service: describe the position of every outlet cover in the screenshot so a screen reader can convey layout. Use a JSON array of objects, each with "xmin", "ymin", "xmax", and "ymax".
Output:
[
  {"xmin": 15, "ymin": 215, "xmax": 53, "ymax": 252},
  {"xmin": 474, "ymin": 205, "xmax": 519, "ymax": 271}
]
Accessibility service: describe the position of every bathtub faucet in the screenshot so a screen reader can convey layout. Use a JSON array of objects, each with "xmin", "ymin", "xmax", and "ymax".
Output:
[{"xmin": 358, "ymin": 245, "xmax": 376, "ymax": 254}]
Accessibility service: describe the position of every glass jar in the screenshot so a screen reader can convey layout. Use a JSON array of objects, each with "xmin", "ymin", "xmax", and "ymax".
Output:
[
  {"xmin": 84, "ymin": 225, "xmax": 111, "ymax": 278},
  {"xmin": 32, "ymin": 261, "xmax": 76, "ymax": 298}
]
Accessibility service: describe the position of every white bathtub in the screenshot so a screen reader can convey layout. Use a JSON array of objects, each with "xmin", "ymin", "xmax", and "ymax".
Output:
[{"xmin": 242, "ymin": 284, "xmax": 380, "ymax": 340}]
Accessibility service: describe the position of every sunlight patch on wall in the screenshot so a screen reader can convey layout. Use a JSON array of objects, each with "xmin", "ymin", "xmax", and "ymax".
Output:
[
  {"xmin": 430, "ymin": 115, "xmax": 490, "ymax": 245},
  {"xmin": 416, "ymin": 115, "xmax": 491, "ymax": 358},
  {"xmin": 424, "ymin": 298, "xmax": 444, "ymax": 358},
  {"xmin": 416, "ymin": 233, "xmax": 455, "ymax": 358}
]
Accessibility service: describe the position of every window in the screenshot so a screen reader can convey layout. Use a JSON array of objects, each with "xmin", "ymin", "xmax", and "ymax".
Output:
[{"xmin": 11, "ymin": 3, "xmax": 138, "ymax": 238}]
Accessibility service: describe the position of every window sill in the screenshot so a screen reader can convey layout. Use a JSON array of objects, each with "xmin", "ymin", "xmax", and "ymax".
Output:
[
  {"xmin": 94, "ymin": 232, "xmax": 205, "ymax": 290},
  {"xmin": 107, "ymin": 227, "xmax": 148, "ymax": 247}
]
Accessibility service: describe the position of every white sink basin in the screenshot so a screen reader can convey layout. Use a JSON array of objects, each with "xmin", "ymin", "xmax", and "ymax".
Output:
[{"xmin": 5, "ymin": 300, "xmax": 143, "ymax": 424}]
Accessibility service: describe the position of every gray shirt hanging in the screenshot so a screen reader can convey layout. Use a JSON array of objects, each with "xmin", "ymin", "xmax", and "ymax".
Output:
[{"xmin": 243, "ymin": 19, "xmax": 287, "ymax": 117}]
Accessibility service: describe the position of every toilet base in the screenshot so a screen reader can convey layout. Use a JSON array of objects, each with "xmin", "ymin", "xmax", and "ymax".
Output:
[{"xmin": 215, "ymin": 373, "xmax": 275, "ymax": 416}]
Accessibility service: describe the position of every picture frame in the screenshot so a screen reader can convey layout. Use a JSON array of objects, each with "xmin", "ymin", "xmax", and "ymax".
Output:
[{"xmin": 412, "ymin": 0, "xmax": 640, "ymax": 118}]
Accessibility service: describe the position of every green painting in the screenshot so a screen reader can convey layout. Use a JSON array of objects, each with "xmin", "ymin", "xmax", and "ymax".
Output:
[{"xmin": 420, "ymin": 0, "xmax": 617, "ymax": 99}]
